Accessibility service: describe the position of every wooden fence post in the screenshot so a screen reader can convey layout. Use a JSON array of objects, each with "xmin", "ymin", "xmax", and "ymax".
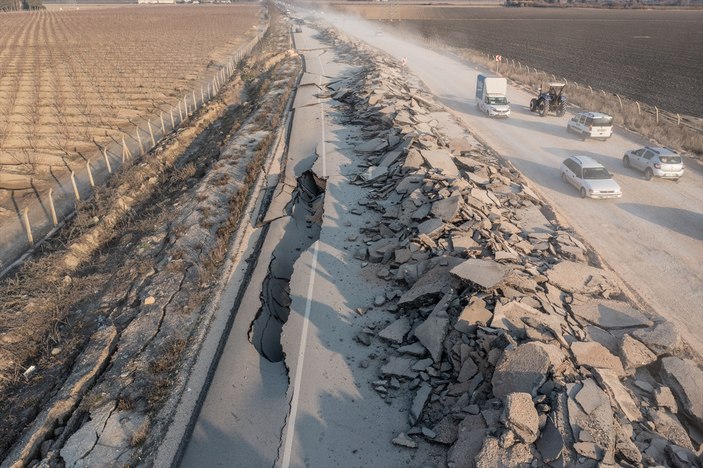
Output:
[
  {"xmin": 178, "ymin": 101, "xmax": 184, "ymax": 122},
  {"xmin": 170, "ymin": 108, "xmax": 175, "ymax": 128},
  {"xmin": 192, "ymin": 90, "xmax": 197, "ymax": 110},
  {"xmin": 636, "ymin": 101, "xmax": 641, "ymax": 114},
  {"xmin": 207, "ymin": 83, "xmax": 211, "ymax": 100},
  {"xmin": 677, "ymin": 113, "xmax": 681, "ymax": 125},
  {"xmin": 48, "ymin": 188, "xmax": 58, "ymax": 226},
  {"xmin": 86, "ymin": 161, "xmax": 94, "ymax": 187},
  {"xmin": 201, "ymin": 86, "xmax": 205, "ymax": 106},
  {"xmin": 655, "ymin": 106, "xmax": 659, "ymax": 123},
  {"xmin": 160, "ymin": 111, "xmax": 166, "ymax": 134},
  {"xmin": 616, "ymin": 94, "xmax": 623, "ymax": 111},
  {"xmin": 23, "ymin": 207, "xmax": 33, "ymax": 246},
  {"xmin": 103, "ymin": 148, "xmax": 112, "ymax": 174},
  {"xmin": 136, "ymin": 125, "xmax": 145, "ymax": 155},
  {"xmin": 70, "ymin": 170, "xmax": 80, "ymax": 201},
  {"xmin": 184, "ymin": 95, "xmax": 189, "ymax": 117},
  {"xmin": 588, "ymin": 85, "xmax": 593, "ymax": 93},
  {"xmin": 148, "ymin": 119, "xmax": 156, "ymax": 147}
]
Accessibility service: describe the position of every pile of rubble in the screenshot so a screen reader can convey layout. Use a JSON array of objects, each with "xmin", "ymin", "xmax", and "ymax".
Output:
[{"xmin": 322, "ymin": 28, "xmax": 703, "ymax": 468}]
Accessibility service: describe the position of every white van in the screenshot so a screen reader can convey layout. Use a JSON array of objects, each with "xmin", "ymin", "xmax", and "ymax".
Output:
[{"xmin": 566, "ymin": 112, "xmax": 613, "ymax": 140}]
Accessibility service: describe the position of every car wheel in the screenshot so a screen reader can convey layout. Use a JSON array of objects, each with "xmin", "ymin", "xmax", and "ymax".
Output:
[
  {"xmin": 623, "ymin": 156, "xmax": 630, "ymax": 168},
  {"xmin": 529, "ymin": 99, "xmax": 536, "ymax": 112},
  {"xmin": 644, "ymin": 168, "xmax": 653, "ymax": 181},
  {"xmin": 538, "ymin": 101, "xmax": 547, "ymax": 117},
  {"xmin": 566, "ymin": 125, "xmax": 573, "ymax": 134},
  {"xmin": 561, "ymin": 172, "xmax": 567, "ymax": 183},
  {"xmin": 580, "ymin": 187, "xmax": 587, "ymax": 199}
]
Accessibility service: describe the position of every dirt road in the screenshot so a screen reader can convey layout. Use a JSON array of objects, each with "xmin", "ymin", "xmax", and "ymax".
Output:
[{"xmin": 329, "ymin": 13, "xmax": 703, "ymax": 357}]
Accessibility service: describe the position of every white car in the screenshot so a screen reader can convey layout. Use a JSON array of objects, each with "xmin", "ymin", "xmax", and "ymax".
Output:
[
  {"xmin": 566, "ymin": 112, "xmax": 613, "ymax": 140},
  {"xmin": 560, "ymin": 155, "xmax": 622, "ymax": 199}
]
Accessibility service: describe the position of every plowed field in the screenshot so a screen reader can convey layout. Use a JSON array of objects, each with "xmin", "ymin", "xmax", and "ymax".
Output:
[
  {"xmin": 337, "ymin": 5, "xmax": 703, "ymax": 118},
  {"xmin": 0, "ymin": 5, "xmax": 261, "ymax": 192}
]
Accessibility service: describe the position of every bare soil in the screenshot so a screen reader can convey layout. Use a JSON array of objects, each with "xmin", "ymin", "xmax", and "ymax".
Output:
[
  {"xmin": 0, "ymin": 4, "xmax": 261, "ymax": 197},
  {"xmin": 0, "ymin": 7, "xmax": 301, "ymax": 465}
]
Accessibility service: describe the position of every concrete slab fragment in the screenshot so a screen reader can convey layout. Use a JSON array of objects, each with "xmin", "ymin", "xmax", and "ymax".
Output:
[
  {"xmin": 594, "ymin": 368, "xmax": 641, "ymax": 422},
  {"xmin": 571, "ymin": 300, "xmax": 652, "ymax": 329},
  {"xmin": 451, "ymin": 258, "xmax": 511, "ymax": 290},
  {"xmin": 547, "ymin": 261, "xmax": 620, "ymax": 297},
  {"xmin": 492, "ymin": 342, "xmax": 550, "ymax": 399},
  {"xmin": 571, "ymin": 341, "xmax": 626, "ymax": 376},
  {"xmin": 660, "ymin": 357, "xmax": 703, "ymax": 426},
  {"xmin": 420, "ymin": 149, "xmax": 459, "ymax": 178}
]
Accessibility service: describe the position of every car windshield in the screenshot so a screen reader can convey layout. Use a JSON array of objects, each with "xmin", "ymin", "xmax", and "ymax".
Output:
[
  {"xmin": 488, "ymin": 96, "xmax": 507, "ymax": 105},
  {"xmin": 583, "ymin": 167, "xmax": 612, "ymax": 179},
  {"xmin": 659, "ymin": 155, "xmax": 682, "ymax": 164},
  {"xmin": 592, "ymin": 116, "xmax": 613, "ymax": 126}
]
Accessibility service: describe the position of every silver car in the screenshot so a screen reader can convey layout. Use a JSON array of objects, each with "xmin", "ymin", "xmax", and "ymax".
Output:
[
  {"xmin": 622, "ymin": 146, "xmax": 684, "ymax": 181},
  {"xmin": 560, "ymin": 155, "xmax": 622, "ymax": 199}
]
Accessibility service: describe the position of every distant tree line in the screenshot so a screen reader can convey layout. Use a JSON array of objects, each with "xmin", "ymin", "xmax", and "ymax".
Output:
[{"xmin": 0, "ymin": 0, "xmax": 44, "ymax": 11}]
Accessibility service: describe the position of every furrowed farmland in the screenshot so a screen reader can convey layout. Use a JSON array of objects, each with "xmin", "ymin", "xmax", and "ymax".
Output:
[{"xmin": 0, "ymin": 5, "xmax": 262, "ymax": 197}]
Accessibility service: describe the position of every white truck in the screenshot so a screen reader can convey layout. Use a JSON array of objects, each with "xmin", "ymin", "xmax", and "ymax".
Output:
[{"xmin": 475, "ymin": 75, "xmax": 510, "ymax": 118}]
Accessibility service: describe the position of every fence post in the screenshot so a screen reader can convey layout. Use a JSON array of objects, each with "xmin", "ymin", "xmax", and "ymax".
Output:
[
  {"xmin": 23, "ymin": 207, "xmax": 33, "ymax": 246},
  {"xmin": 677, "ymin": 113, "xmax": 681, "ymax": 125},
  {"xmin": 184, "ymin": 95, "xmax": 189, "ymax": 117},
  {"xmin": 103, "ymin": 148, "xmax": 112, "ymax": 174},
  {"xmin": 122, "ymin": 136, "xmax": 132, "ymax": 162},
  {"xmin": 70, "ymin": 170, "xmax": 80, "ymax": 201},
  {"xmin": 170, "ymin": 108, "xmax": 175, "ymax": 128},
  {"xmin": 160, "ymin": 111, "xmax": 166, "ymax": 134},
  {"xmin": 192, "ymin": 90, "xmax": 197, "ymax": 110},
  {"xmin": 86, "ymin": 161, "xmax": 94, "ymax": 187},
  {"xmin": 655, "ymin": 106, "xmax": 659, "ymax": 123},
  {"xmin": 201, "ymin": 86, "xmax": 205, "ymax": 106},
  {"xmin": 616, "ymin": 94, "xmax": 623, "ymax": 111},
  {"xmin": 148, "ymin": 119, "xmax": 156, "ymax": 147},
  {"xmin": 178, "ymin": 101, "xmax": 184, "ymax": 122},
  {"xmin": 588, "ymin": 85, "xmax": 593, "ymax": 94},
  {"xmin": 636, "ymin": 101, "xmax": 641, "ymax": 114},
  {"xmin": 48, "ymin": 188, "xmax": 58, "ymax": 226},
  {"xmin": 207, "ymin": 83, "xmax": 211, "ymax": 100},
  {"xmin": 136, "ymin": 125, "xmax": 145, "ymax": 155}
]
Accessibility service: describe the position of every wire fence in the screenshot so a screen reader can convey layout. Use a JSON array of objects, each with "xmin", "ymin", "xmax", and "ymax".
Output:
[{"xmin": 0, "ymin": 24, "xmax": 268, "ymax": 276}]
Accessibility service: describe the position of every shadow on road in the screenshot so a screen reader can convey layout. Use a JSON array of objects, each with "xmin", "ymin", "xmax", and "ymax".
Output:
[{"xmin": 616, "ymin": 203, "xmax": 703, "ymax": 241}]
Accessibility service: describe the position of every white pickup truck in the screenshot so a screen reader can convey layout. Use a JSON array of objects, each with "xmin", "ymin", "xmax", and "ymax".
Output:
[{"xmin": 475, "ymin": 75, "xmax": 510, "ymax": 118}]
